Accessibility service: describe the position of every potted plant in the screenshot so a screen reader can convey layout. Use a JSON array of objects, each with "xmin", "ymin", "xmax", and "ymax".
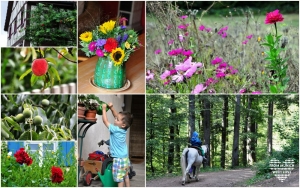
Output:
[
  {"xmin": 84, "ymin": 95, "xmax": 100, "ymax": 122},
  {"xmin": 78, "ymin": 95, "xmax": 87, "ymax": 119}
]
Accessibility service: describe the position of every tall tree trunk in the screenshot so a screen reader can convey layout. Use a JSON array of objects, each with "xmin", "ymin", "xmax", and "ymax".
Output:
[
  {"xmin": 249, "ymin": 96, "xmax": 257, "ymax": 163},
  {"xmin": 202, "ymin": 97, "xmax": 211, "ymax": 167},
  {"xmin": 149, "ymin": 112, "xmax": 155, "ymax": 174},
  {"xmin": 189, "ymin": 95, "xmax": 195, "ymax": 137},
  {"xmin": 242, "ymin": 95, "xmax": 250, "ymax": 166},
  {"xmin": 221, "ymin": 95, "xmax": 228, "ymax": 168},
  {"xmin": 168, "ymin": 95, "xmax": 176, "ymax": 173},
  {"xmin": 267, "ymin": 99, "xmax": 274, "ymax": 156},
  {"xmin": 232, "ymin": 95, "xmax": 241, "ymax": 167}
]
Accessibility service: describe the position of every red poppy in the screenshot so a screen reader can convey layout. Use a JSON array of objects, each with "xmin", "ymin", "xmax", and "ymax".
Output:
[
  {"xmin": 265, "ymin": 9, "xmax": 284, "ymax": 24},
  {"xmin": 104, "ymin": 38, "xmax": 118, "ymax": 52},
  {"xmin": 14, "ymin": 148, "xmax": 33, "ymax": 166},
  {"xmin": 51, "ymin": 166, "xmax": 64, "ymax": 183}
]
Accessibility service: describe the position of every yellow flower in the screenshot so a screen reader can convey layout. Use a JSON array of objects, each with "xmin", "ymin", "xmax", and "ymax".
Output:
[
  {"xmin": 257, "ymin": 36, "xmax": 261, "ymax": 42},
  {"xmin": 262, "ymin": 52, "xmax": 264, "ymax": 56},
  {"xmin": 125, "ymin": 41, "xmax": 130, "ymax": 49},
  {"xmin": 79, "ymin": 31, "xmax": 93, "ymax": 42},
  {"xmin": 99, "ymin": 20, "xmax": 116, "ymax": 34},
  {"xmin": 7, "ymin": 156, "xmax": 10, "ymax": 159},
  {"xmin": 110, "ymin": 47, "xmax": 125, "ymax": 66}
]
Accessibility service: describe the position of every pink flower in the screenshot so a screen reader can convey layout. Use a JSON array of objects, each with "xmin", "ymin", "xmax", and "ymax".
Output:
[
  {"xmin": 168, "ymin": 39, "xmax": 174, "ymax": 45},
  {"xmin": 155, "ymin": 49, "xmax": 161, "ymax": 54},
  {"xmin": 265, "ymin": 9, "xmax": 284, "ymax": 24},
  {"xmin": 211, "ymin": 57, "xmax": 223, "ymax": 65},
  {"xmin": 242, "ymin": 40, "xmax": 248, "ymax": 45},
  {"xmin": 95, "ymin": 49, "xmax": 104, "ymax": 57},
  {"xmin": 179, "ymin": 34, "xmax": 184, "ymax": 42},
  {"xmin": 184, "ymin": 32, "xmax": 189, "ymax": 36},
  {"xmin": 160, "ymin": 70, "xmax": 171, "ymax": 80},
  {"xmin": 182, "ymin": 49, "xmax": 193, "ymax": 57},
  {"xmin": 146, "ymin": 70, "xmax": 154, "ymax": 81},
  {"xmin": 199, "ymin": 25, "xmax": 205, "ymax": 31},
  {"xmin": 216, "ymin": 72, "xmax": 226, "ymax": 78},
  {"xmin": 205, "ymin": 28, "xmax": 212, "ymax": 32},
  {"xmin": 191, "ymin": 84, "xmax": 207, "ymax": 94},
  {"xmin": 170, "ymin": 69, "xmax": 177, "ymax": 75},
  {"xmin": 164, "ymin": 80, "xmax": 171, "ymax": 85},
  {"xmin": 205, "ymin": 77, "xmax": 216, "ymax": 86},
  {"xmin": 239, "ymin": 88, "xmax": 247, "ymax": 93},
  {"xmin": 168, "ymin": 48, "xmax": 183, "ymax": 56},
  {"xmin": 221, "ymin": 32, "xmax": 227, "ymax": 38},
  {"xmin": 180, "ymin": 15, "xmax": 188, "ymax": 19},
  {"xmin": 252, "ymin": 91, "xmax": 262, "ymax": 94},
  {"xmin": 246, "ymin": 34, "xmax": 253, "ymax": 39},
  {"xmin": 88, "ymin": 41, "xmax": 97, "ymax": 52},
  {"xmin": 178, "ymin": 24, "xmax": 189, "ymax": 30},
  {"xmin": 172, "ymin": 74, "xmax": 184, "ymax": 82}
]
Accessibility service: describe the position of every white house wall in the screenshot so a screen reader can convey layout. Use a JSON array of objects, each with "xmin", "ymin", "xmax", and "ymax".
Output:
[
  {"xmin": 8, "ymin": 1, "xmax": 26, "ymax": 46},
  {"xmin": 79, "ymin": 95, "xmax": 132, "ymax": 160}
]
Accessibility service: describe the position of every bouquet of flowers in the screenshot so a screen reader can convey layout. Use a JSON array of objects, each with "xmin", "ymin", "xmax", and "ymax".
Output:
[{"xmin": 79, "ymin": 18, "xmax": 141, "ymax": 67}]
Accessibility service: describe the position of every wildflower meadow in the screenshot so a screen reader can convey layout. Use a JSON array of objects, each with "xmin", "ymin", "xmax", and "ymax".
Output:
[{"xmin": 146, "ymin": 1, "xmax": 299, "ymax": 94}]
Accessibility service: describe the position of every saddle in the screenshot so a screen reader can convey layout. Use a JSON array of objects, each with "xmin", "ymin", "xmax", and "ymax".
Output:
[{"xmin": 190, "ymin": 146, "xmax": 203, "ymax": 157}]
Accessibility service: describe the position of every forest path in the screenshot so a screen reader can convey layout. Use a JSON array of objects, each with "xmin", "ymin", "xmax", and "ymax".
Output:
[{"xmin": 147, "ymin": 166, "xmax": 299, "ymax": 187}]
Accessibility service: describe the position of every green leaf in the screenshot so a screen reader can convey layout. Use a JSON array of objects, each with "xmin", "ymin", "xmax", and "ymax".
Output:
[
  {"xmin": 270, "ymin": 85, "xmax": 278, "ymax": 93},
  {"xmin": 19, "ymin": 68, "xmax": 32, "ymax": 80},
  {"xmin": 5, "ymin": 117, "xmax": 22, "ymax": 131},
  {"xmin": 1, "ymin": 120, "xmax": 15, "ymax": 139},
  {"xmin": 45, "ymin": 57, "xmax": 57, "ymax": 65},
  {"xmin": 31, "ymin": 47, "xmax": 37, "ymax": 60},
  {"xmin": 30, "ymin": 74, "xmax": 39, "ymax": 86},
  {"xmin": 49, "ymin": 66, "xmax": 61, "ymax": 83},
  {"xmin": 19, "ymin": 131, "xmax": 39, "ymax": 140}
]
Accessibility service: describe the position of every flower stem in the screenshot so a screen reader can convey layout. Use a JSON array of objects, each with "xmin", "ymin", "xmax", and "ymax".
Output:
[{"xmin": 274, "ymin": 22, "xmax": 277, "ymax": 38}]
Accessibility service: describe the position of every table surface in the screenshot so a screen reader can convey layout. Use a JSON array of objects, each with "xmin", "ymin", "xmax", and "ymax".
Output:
[{"xmin": 78, "ymin": 33, "xmax": 145, "ymax": 94}]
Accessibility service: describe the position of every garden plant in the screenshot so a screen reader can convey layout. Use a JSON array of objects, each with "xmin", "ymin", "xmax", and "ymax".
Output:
[
  {"xmin": 1, "ymin": 47, "xmax": 77, "ymax": 93},
  {"xmin": 1, "ymin": 142, "xmax": 76, "ymax": 187},
  {"xmin": 146, "ymin": 1, "xmax": 298, "ymax": 93},
  {"xmin": 1, "ymin": 94, "xmax": 77, "ymax": 140}
]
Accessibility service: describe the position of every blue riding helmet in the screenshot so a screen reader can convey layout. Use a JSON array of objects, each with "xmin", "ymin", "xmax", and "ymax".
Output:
[{"xmin": 190, "ymin": 131, "xmax": 202, "ymax": 147}]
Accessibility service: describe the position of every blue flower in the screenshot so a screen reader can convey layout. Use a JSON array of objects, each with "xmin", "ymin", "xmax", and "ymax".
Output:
[
  {"xmin": 96, "ymin": 39, "xmax": 106, "ymax": 47},
  {"xmin": 122, "ymin": 34, "xmax": 128, "ymax": 43}
]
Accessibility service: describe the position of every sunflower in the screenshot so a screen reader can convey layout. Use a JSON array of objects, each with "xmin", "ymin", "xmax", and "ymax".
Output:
[
  {"xmin": 99, "ymin": 20, "xmax": 116, "ymax": 34},
  {"xmin": 110, "ymin": 47, "xmax": 125, "ymax": 66},
  {"xmin": 79, "ymin": 31, "xmax": 93, "ymax": 42}
]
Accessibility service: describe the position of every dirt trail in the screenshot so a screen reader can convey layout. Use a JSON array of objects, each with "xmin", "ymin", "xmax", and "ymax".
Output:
[{"xmin": 147, "ymin": 167, "xmax": 299, "ymax": 187}]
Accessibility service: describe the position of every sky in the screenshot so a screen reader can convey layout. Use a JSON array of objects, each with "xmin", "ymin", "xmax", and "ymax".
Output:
[{"xmin": 1, "ymin": 1, "xmax": 8, "ymax": 47}]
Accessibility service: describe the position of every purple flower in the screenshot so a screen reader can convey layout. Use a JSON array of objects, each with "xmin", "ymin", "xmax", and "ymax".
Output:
[
  {"xmin": 180, "ymin": 15, "xmax": 188, "ymax": 19},
  {"xmin": 252, "ymin": 91, "xmax": 262, "ymax": 94},
  {"xmin": 205, "ymin": 28, "xmax": 212, "ymax": 32},
  {"xmin": 160, "ymin": 70, "xmax": 171, "ymax": 80},
  {"xmin": 88, "ymin": 41, "xmax": 97, "ymax": 52},
  {"xmin": 246, "ymin": 34, "xmax": 253, "ymax": 39},
  {"xmin": 221, "ymin": 32, "xmax": 227, "ymax": 38},
  {"xmin": 96, "ymin": 49, "xmax": 104, "ymax": 57},
  {"xmin": 242, "ymin": 40, "xmax": 248, "ymax": 45},
  {"xmin": 168, "ymin": 48, "xmax": 183, "ymax": 56},
  {"xmin": 168, "ymin": 39, "xmax": 174, "ymax": 45},
  {"xmin": 170, "ymin": 69, "xmax": 177, "ymax": 75},
  {"xmin": 184, "ymin": 32, "xmax": 189, "ymax": 36},
  {"xmin": 229, "ymin": 66, "xmax": 238, "ymax": 74},
  {"xmin": 218, "ymin": 26, "xmax": 228, "ymax": 38},
  {"xmin": 199, "ymin": 25, "xmax": 205, "ymax": 31},
  {"xmin": 121, "ymin": 25, "xmax": 127, "ymax": 29},
  {"xmin": 116, "ymin": 35, "xmax": 122, "ymax": 43},
  {"xmin": 178, "ymin": 24, "xmax": 189, "ymax": 30},
  {"xmin": 191, "ymin": 84, "xmax": 207, "ymax": 94},
  {"xmin": 218, "ymin": 62, "xmax": 228, "ymax": 68},
  {"xmin": 216, "ymin": 72, "xmax": 226, "ymax": 78},
  {"xmin": 146, "ymin": 70, "xmax": 154, "ymax": 81},
  {"xmin": 205, "ymin": 77, "xmax": 216, "ymax": 86},
  {"xmin": 155, "ymin": 49, "xmax": 161, "ymax": 54},
  {"xmin": 211, "ymin": 57, "xmax": 223, "ymax": 65},
  {"xmin": 164, "ymin": 80, "xmax": 171, "ymax": 85},
  {"xmin": 239, "ymin": 88, "xmax": 247, "ymax": 93},
  {"xmin": 96, "ymin": 39, "xmax": 106, "ymax": 47},
  {"xmin": 122, "ymin": 34, "xmax": 128, "ymax": 42}
]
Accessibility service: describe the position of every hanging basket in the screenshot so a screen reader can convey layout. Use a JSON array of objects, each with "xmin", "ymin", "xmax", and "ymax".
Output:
[{"xmin": 94, "ymin": 57, "xmax": 126, "ymax": 89}]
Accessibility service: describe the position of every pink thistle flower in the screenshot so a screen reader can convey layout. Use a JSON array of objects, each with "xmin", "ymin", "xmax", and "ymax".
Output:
[
  {"xmin": 242, "ymin": 40, "xmax": 248, "ymax": 45},
  {"xmin": 252, "ymin": 91, "xmax": 262, "ymax": 94},
  {"xmin": 180, "ymin": 15, "xmax": 188, "ymax": 19},
  {"xmin": 155, "ymin": 49, "xmax": 161, "ymax": 54},
  {"xmin": 239, "ymin": 88, "xmax": 247, "ymax": 93},
  {"xmin": 265, "ymin": 9, "xmax": 284, "ymax": 24},
  {"xmin": 246, "ymin": 34, "xmax": 253, "ymax": 39},
  {"xmin": 160, "ymin": 70, "xmax": 170, "ymax": 80},
  {"xmin": 191, "ymin": 84, "xmax": 207, "ymax": 94},
  {"xmin": 211, "ymin": 57, "xmax": 223, "ymax": 65},
  {"xmin": 199, "ymin": 25, "xmax": 205, "ymax": 31},
  {"xmin": 221, "ymin": 32, "xmax": 227, "ymax": 38},
  {"xmin": 182, "ymin": 49, "xmax": 193, "ymax": 57},
  {"xmin": 178, "ymin": 24, "xmax": 189, "ymax": 30},
  {"xmin": 216, "ymin": 72, "xmax": 226, "ymax": 78}
]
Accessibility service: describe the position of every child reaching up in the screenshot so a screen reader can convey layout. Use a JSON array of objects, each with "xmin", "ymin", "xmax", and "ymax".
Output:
[{"xmin": 102, "ymin": 102, "xmax": 133, "ymax": 187}]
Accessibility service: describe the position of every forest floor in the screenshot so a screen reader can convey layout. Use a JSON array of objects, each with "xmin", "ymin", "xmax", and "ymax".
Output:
[{"xmin": 146, "ymin": 166, "xmax": 299, "ymax": 187}]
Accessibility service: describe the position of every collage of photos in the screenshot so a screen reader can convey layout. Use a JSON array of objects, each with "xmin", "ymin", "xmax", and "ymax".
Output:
[{"xmin": 0, "ymin": 1, "xmax": 299, "ymax": 188}]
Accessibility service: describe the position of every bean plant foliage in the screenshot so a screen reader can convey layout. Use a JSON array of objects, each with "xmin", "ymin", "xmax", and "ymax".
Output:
[
  {"xmin": 1, "ymin": 94, "xmax": 77, "ymax": 140},
  {"xmin": 23, "ymin": 3, "xmax": 77, "ymax": 46},
  {"xmin": 146, "ymin": 1, "xmax": 299, "ymax": 94}
]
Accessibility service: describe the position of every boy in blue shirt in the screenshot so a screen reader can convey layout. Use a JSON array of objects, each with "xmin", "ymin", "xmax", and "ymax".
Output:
[{"xmin": 102, "ymin": 102, "xmax": 133, "ymax": 187}]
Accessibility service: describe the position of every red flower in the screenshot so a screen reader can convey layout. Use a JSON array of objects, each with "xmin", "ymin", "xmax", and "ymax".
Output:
[
  {"xmin": 14, "ymin": 148, "xmax": 33, "ymax": 166},
  {"xmin": 104, "ymin": 38, "xmax": 118, "ymax": 52},
  {"xmin": 51, "ymin": 166, "xmax": 64, "ymax": 183},
  {"xmin": 265, "ymin": 9, "xmax": 284, "ymax": 24}
]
